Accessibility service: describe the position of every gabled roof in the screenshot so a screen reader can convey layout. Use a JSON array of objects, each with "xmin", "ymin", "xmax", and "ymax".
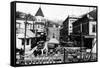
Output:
[
  {"xmin": 72, "ymin": 9, "xmax": 97, "ymax": 25},
  {"xmin": 78, "ymin": 9, "xmax": 97, "ymax": 21},
  {"xmin": 35, "ymin": 7, "xmax": 44, "ymax": 17},
  {"xmin": 88, "ymin": 9, "xmax": 97, "ymax": 21}
]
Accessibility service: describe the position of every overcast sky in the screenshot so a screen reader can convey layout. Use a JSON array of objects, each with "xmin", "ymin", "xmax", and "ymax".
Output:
[{"xmin": 16, "ymin": 3, "xmax": 95, "ymax": 21}]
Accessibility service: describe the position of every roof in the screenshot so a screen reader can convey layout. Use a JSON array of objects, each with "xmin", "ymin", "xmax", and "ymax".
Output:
[
  {"xmin": 16, "ymin": 29, "xmax": 35, "ymax": 38},
  {"xmin": 35, "ymin": 7, "xmax": 44, "ymax": 17},
  {"xmin": 88, "ymin": 9, "xmax": 97, "ymax": 21},
  {"xmin": 72, "ymin": 9, "xmax": 97, "ymax": 25}
]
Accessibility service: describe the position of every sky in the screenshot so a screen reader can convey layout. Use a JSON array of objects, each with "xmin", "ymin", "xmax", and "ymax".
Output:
[{"xmin": 16, "ymin": 3, "xmax": 96, "ymax": 21}]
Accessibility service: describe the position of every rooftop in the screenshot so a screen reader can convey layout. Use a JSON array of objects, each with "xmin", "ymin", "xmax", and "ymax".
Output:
[{"xmin": 35, "ymin": 7, "xmax": 44, "ymax": 17}]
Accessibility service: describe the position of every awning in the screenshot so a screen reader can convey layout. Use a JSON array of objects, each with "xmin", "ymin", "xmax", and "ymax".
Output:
[
  {"xmin": 16, "ymin": 29, "xmax": 35, "ymax": 38},
  {"xmin": 48, "ymin": 38, "xmax": 59, "ymax": 44}
]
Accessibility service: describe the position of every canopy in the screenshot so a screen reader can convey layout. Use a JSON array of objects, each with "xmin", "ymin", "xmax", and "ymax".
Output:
[
  {"xmin": 16, "ymin": 29, "xmax": 35, "ymax": 38},
  {"xmin": 48, "ymin": 38, "xmax": 59, "ymax": 44}
]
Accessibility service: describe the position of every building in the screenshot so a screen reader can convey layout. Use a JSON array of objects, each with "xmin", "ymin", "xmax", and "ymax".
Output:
[
  {"xmin": 34, "ymin": 7, "xmax": 46, "ymax": 33},
  {"xmin": 60, "ymin": 15, "xmax": 80, "ymax": 46},
  {"xmin": 67, "ymin": 16, "xmax": 81, "ymax": 35},
  {"xmin": 47, "ymin": 21, "xmax": 61, "ymax": 41},
  {"xmin": 16, "ymin": 29, "xmax": 35, "ymax": 51},
  {"xmin": 16, "ymin": 12, "xmax": 36, "ymax": 53},
  {"xmin": 72, "ymin": 9, "xmax": 97, "ymax": 50},
  {"xmin": 16, "ymin": 12, "xmax": 35, "ymax": 30},
  {"xmin": 16, "ymin": 19, "xmax": 33, "ymax": 30},
  {"xmin": 33, "ymin": 7, "xmax": 47, "ymax": 41},
  {"xmin": 64, "ymin": 16, "xmax": 80, "ymax": 35}
]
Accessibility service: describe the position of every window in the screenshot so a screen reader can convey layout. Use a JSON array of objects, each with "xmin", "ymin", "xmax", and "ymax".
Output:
[
  {"xmin": 37, "ymin": 25, "xmax": 40, "ymax": 28},
  {"xmin": 22, "ymin": 39, "xmax": 30, "ymax": 45},
  {"xmin": 22, "ymin": 39, "xmax": 25, "ymax": 45},
  {"xmin": 16, "ymin": 23, "xmax": 21, "ymax": 29},
  {"xmin": 38, "ymin": 18, "xmax": 41, "ymax": 21},
  {"xmin": 92, "ymin": 25, "xmax": 96, "ymax": 32},
  {"xmin": 26, "ymin": 39, "xmax": 29, "ymax": 45}
]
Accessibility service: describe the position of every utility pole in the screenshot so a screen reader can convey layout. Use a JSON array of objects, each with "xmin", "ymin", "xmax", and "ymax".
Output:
[
  {"xmin": 63, "ymin": 48, "xmax": 66, "ymax": 63},
  {"xmin": 80, "ymin": 23, "xmax": 84, "ymax": 60},
  {"xmin": 24, "ymin": 14, "xmax": 29, "ymax": 60}
]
